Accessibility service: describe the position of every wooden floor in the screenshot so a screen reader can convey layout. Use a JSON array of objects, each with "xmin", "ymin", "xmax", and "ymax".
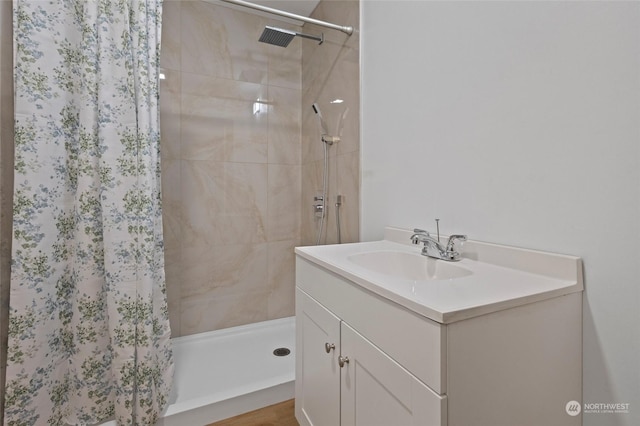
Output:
[{"xmin": 208, "ymin": 399, "xmax": 299, "ymax": 426}]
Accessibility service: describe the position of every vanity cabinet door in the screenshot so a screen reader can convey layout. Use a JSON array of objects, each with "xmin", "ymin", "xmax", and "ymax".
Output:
[
  {"xmin": 295, "ymin": 289, "xmax": 341, "ymax": 426},
  {"xmin": 340, "ymin": 323, "xmax": 447, "ymax": 426}
]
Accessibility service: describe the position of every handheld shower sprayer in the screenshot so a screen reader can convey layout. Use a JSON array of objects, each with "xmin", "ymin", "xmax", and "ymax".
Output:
[
  {"xmin": 313, "ymin": 103, "xmax": 340, "ymax": 145},
  {"xmin": 311, "ymin": 102, "xmax": 344, "ymax": 245},
  {"xmin": 312, "ymin": 103, "xmax": 334, "ymax": 245},
  {"xmin": 312, "ymin": 103, "xmax": 329, "ymax": 136}
]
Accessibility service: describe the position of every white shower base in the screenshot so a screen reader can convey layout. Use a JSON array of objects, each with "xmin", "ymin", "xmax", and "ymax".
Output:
[{"xmin": 100, "ymin": 316, "xmax": 295, "ymax": 425}]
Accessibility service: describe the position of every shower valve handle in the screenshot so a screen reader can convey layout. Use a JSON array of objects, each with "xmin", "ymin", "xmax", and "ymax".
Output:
[{"xmin": 325, "ymin": 342, "xmax": 335, "ymax": 353}]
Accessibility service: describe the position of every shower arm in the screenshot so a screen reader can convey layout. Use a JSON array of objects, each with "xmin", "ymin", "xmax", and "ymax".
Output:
[{"xmin": 216, "ymin": 0, "xmax": 354, "ymax": 36}]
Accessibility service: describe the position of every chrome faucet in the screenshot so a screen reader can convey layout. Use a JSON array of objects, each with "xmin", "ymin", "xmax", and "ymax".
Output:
[{"xmin": 410, "ymin": 228, "xmax": 467, "ymax": 262}]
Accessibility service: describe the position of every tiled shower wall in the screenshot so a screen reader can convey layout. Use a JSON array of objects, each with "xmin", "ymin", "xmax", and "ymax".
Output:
[
  {"xmin": 160, "ymin": 1, "xmax": 303, "ymax": 337},
  {"xmin": 301, "ymin": 0, "xmax": 360, "ymax": 245}
]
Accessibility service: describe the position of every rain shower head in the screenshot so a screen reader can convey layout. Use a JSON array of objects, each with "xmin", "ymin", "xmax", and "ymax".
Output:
[
  {"xmin": 259, "ymin": 26, "xmax": 323, "ymax": 48},
  {"xmin": 259, "ymin": 26, "xmax": 295, "ymax": 47}
]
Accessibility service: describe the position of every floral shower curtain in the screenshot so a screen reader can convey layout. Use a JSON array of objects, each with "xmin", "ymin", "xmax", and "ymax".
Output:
[{"xmin": 5, "ymin": 0, "xmax": 173, "ymax": 425}]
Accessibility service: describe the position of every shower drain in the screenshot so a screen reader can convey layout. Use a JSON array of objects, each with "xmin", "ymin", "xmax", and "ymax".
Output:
[{"xmin": 273, "ymin": 347, "xmax": 291, "ymax": 357}]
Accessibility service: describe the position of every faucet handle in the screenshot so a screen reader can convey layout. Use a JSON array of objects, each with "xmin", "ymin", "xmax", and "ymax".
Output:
[
  {"xmin": 410, "ymin": 229, "xmax": 430, "ymax": 244},
  {"xmin": 446, "ymin": 234, "xmax": 467, "ymax": 252}
]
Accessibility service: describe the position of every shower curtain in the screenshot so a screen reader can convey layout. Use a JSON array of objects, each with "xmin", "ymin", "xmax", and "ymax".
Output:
[{"xmin": 5, "ymin": 0, "xmax": 173, "ymax": 425}]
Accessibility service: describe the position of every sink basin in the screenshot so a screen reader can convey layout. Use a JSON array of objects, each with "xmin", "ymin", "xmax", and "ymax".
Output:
[{"xmin": 347, "ymin": 251, "xmax": 472, "ymax": 281}]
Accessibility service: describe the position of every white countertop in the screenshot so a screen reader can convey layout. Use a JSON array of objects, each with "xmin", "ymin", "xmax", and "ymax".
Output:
[{"xmin": 295, "ymin": 227, "xmax": 583, "ymax": 324}]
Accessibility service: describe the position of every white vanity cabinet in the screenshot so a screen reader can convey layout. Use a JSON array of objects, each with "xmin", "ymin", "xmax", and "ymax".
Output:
[
  {"xmin": 296, "ymin": 288, "xmax": 341, "ymax": 426},
  {"xmin": 295, "ymin": 249, "xmax": 582, "ymax": 426},
  {"xmin": 295, "ymin": 257, "xmax": 448, "ymax": 426},
  {"xmin": 340, "ymin": 321, "xmax": 445, "ymax": 426},
  {"xmin": 296, "ymin": 288, "xmax": 445, "ymax": 426}
]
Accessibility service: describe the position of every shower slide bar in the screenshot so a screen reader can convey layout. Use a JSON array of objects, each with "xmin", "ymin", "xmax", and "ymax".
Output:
[{"xmin": 216, "ymin": 0, "xmax": 354, "ymax": 36}]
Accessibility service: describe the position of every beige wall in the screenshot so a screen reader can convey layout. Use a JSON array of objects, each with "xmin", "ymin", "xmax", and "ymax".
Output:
[
  {"xmin": 160, "ymin": 1, "xmax": 304, "ymax": 336},
  {"xmin": 301, "ymin": 0, "xmax": 360, "ymax": 246},
  {"xmin": 0, "ymin": 0, "xmax": 13, "ymax": 421}
]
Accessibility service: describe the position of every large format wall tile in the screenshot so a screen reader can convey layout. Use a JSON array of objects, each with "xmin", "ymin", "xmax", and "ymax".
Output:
[
  {"xmin": 161, "ymin": 1, "xmax": 307, "ymax": 336},
  {"xmin": 181, "ymin": 1, "xmax": 269, "ymax": 83},
  {"xmin": 160, "ymin": 0, "xmax": 181, "ymax": 71},
  {"xmin": 268, "ymin": 164, "xmax": 301, "ymax": 242},
  {"xmin": 269, "ymin": 85, "xmax": 301, "ymax": 165},
  {"xmin": 301, "ymin": 0, "xmax": 360, "ymax": 246},
  {"xmin": 268, "ymin": 34, "xmax": 302, "ymax": 90},
  {"xmin": 162, "ymin": 159, "xmax": 182, "ymax": 272},
  {"xmin": 180, "ymin": 290, "xmax": 270, "ymax": 336},
  {"xmin": 181, "ymin": 241, "xmax": 268, "ymax": 300},
  {"xmin": 181, "ymin": 74, "xmax": 268, "ymax": 162},
  {"xmin": 160, "ymin": 69, "xmax": 181, "ymax": 160},
  {"xmin": 337, "ymin": 151, "xmax": 360, "ymax": 244},
  {"xmin": 267, "ymin": 239, "xmax": 297, "ymax": 318},
  {"xmin": 160, "ymin": 0, "xmax": 357, "ymax": 336}
]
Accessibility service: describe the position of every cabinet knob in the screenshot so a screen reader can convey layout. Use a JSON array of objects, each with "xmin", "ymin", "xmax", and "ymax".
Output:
[
  {"xmin": 338, "ymin": 355, "xmax": 350, "ymax": 368},
  {"xmin": 325, "ymin": 342, "xmax": 335, "ymax": 353}
]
